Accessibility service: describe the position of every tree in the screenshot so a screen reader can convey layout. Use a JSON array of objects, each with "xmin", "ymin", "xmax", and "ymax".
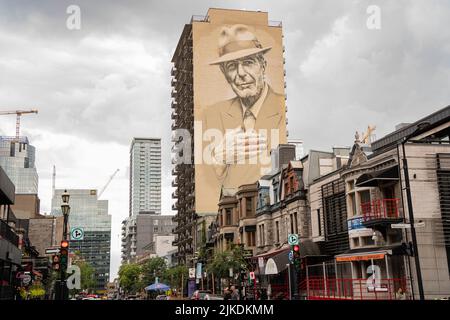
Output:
[
  {"xmin": 208, "ymin": 245, "xmax": 249, "ymax": 287},
  {"xmin": 163, "ymin": 265, "xmax": 188, "ymax": 291},
  {"xmin": 140, "ymin": 257, "xmax": 167, "ymax": 288},
  {"xmin": 69, "ymin": 251, "xmax": 96, "ymax": 295},
  {"xmin": 118, "ymin": 263, "xmax": 142, "ymax": 294},
  {"xmin": 75, "ymin": 260, "xmax": 96, "ymax": 292}
]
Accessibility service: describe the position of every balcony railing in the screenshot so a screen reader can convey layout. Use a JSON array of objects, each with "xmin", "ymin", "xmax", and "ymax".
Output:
[
  {"xmin": 361, "ymin": 198, "xmax": 400, "ymax": 222},
  {"xmin": 306, "ymin": 277, "xmax": 410, "ymax": 300},
  {"xmin": 0, "ymin": 219, "xmax": 19, "ymax": 247}
]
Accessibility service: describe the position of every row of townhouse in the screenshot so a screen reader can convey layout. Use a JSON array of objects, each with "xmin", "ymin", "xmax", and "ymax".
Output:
[{"xmin": 202, "ymin": 105, "xmax": 450, "ymax": 300}]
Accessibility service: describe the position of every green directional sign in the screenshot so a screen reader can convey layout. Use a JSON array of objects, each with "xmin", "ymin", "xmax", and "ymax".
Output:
[
  {"xmin": 70, "ymin": 227, "xmax": 84, "ymax": 241},
  {"xmin": 288, "ymin": 234, "xmax": 299, "ymax": 246}
]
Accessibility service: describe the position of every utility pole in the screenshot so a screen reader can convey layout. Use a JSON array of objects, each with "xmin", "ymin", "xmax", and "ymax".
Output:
[
  {"xmin": 401, "ymin": 138, "xmax": 425, "ymax": 300},
  {"xmin": 399, "ymin": 121, "xmax": 430, "ymax": 300}
]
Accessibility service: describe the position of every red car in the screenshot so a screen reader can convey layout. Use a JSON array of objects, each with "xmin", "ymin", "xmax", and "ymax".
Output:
[{"xmin": 191, "ymin": 290, "xmax": 212, "ymax": 300}]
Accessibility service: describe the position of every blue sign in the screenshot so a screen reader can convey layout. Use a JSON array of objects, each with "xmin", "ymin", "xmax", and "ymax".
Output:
[
  {"xmin": 348, "ymin": 217, "xmax": 364, "ymax": 230},
  {"xmin": 288, "ymin": 251, "xmax": 294, "ymax": 263},
  {"xmin": 196, "ymin": 263, "xmax": 202, "ymax": 279},
  {"xmin": 188, "ymin": 279, "xmax": 196, "ymax": 298}
]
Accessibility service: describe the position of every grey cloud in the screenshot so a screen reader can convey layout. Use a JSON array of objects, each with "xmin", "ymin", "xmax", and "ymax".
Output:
[{"xmin": 1, "ymin": 0, "xmax": 449, "ymax": 281}]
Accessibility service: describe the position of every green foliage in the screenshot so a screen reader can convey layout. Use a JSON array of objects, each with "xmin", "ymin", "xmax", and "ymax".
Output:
[
  {"xmin": 77, "ymin": 260, "xmax": 96, "ymax": 291},
  {"xmin": 19, "ymin": 287, "xmax": 27, "ymax": 300},
  {"xmin": 140, "ymin": 257, "xmax": 167, "ymax": 288},
  {"xmin": 118, "ymin": 263, "xmax": 142, "ymax": 294},
  {"xmin": 68, "ymin": 252, "xmax": 96, "ymax": 295},
  {"xmin": 208, "ymin": 245, "xmax": 248, "ymax": 279},
  {"xmin": 28, "ymin": 284, "xmax": 46, "ymax": 299},
  {"xmin": 163, "ymin": 265, "xmax": 188, "ymax": 290}
]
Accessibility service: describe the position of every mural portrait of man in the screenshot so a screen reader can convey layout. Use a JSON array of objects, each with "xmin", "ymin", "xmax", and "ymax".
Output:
[{"xmin": 202, "ymin": 24, "xmax": 286, "ymax": 191}]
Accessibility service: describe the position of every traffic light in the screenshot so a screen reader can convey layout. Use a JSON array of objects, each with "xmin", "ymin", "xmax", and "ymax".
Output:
[
  {"xmin": 52, "ymin": 254, "xmax": 60, "ymax": 271},
  {"xmin": 291, "ymin": 244, "xmax": 301, "ymax": 272},
  {"xmin": 60, "ymin": 240, "xmax": 69, "ymax": 270}
]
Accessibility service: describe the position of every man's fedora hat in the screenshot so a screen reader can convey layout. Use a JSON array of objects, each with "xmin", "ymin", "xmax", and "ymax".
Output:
[{"xmin": 209, "ymin": 24, "xmax": 271, "ymax": 65}]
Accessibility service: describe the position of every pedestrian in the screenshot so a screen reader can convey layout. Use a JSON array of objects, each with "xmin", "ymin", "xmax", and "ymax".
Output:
[
  {"xmin": 223, "ymin": 287, "xmax": 232, "ymax": 300},
  {"xmin": 260, "ymin": 289, "xmax": 268, "ymax": 300},
  {"xmin": 395, "ymin": 288, "xmax": 406, "ymax": 300},
  {"xmin": 230, "ymin": 286, "xmax": 240, "ymax": 300}
]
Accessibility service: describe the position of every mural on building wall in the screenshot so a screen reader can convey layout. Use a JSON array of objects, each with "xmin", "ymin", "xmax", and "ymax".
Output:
[{"xmin": 193, "ymin": 10, "xmax": 287, "ymax": 213}]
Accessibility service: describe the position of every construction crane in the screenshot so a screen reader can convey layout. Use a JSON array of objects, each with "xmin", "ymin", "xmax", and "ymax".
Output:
[
  {"xmin": 98, "ymin": 169, "xmax": 120, "ymax": 198},
  {"xmin": 0, "ymin": 109, "xmax": 38, "ymax": 139}
]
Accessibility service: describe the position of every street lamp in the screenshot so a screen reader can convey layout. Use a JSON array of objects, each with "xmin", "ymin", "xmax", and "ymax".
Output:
[
  {"xmin": 62, "ymin": 189, "xmax": 70, "ymax": 204},
  {"xmin": 61, "ymin": 190, "xmax": 70, "ymax": 240},
  {"xmin": 57, "ymin": 189, "xmax": 71, "ymax": 300}
]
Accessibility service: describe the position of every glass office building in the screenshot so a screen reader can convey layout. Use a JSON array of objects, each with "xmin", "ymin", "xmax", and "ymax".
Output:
[
  {"xmin": 129, "ymin": 138, "xmax": 161, "ymax": 216},
  {"xmin": 51, "ymin": 189, "xmax": 111, "ymax": 292},
  {"xmin": 0, "ymin": 136, "xmax": 38, "ymax": 194}
]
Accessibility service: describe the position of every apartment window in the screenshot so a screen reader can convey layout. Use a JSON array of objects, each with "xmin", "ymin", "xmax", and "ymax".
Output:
[
  {"xmin": 275, "ymin": 221, "xmax": 280, "ymax": 243},
  {"xmin": 290, "ymin": 214, "xmax": 294, "ymax": 234},
  {"xmin": 226, "ymin": 237, "xmax": 233, "ymax": 251},
  {"xmin": 350, "ymin": 193, "xmax": 357, "ymax": 217},
  {"xmin": 238, "ymin": 200, "xmax": 242, "ymax": 219},
  {"xmin": 226, "ymin": 209, "xmax": 232, "ymax": 226},
  {"xmin": 317, "ymin": 209, "xmax": 322, "ymax": 236},
  {"xmin": 247, "ymin": 231, "xmax": 256, "ymax": 247},
  {"xmin": 362, "ymin": 236, "xmax": 375, "ymax": 246},
  {"xmin": 359, "ymin": 190, "xmax": 371, "ymax": 205},
  {"xmin": 290, "ymin": 176, "xmax": 294, "ymax": 192},
  {"xmin": 261, "ymin": 224, "xmax": 265, "ymax": 246},
  {"xmin": 246, "ymin": 197, "xmax": 253, "ymax": 216},
  {"xmin": 284, "ymin": 182, "xmax": 289, "ymax": 196},
  {"xmin": 294, "ymin": 212, "xmax": 298, "ymax": 234},
  {"xmin": 258, "ymin": 225, "xmax": 261, "ymax": 246}
]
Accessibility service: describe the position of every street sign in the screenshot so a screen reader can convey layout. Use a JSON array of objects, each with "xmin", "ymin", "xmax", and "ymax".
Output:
[
  {"xmin": 196, "ymin": 263, "xmax": 202, "ymax": 279},
  {"xmin": 288, "ymin": 251, "xmax": 294, "ymax": 263},
  {"xmin": 392, "ymin": 222, "xmax": 426, "ymax": 229},
  {"xmin": 45, "ymin": 248, "xmax": 60, "ymax": 255},
  {"xmin": 22, "ymin": 274, "xmax": 32, "ymax": 285},
  {"xmin": 70, "ymin": 227, "xmax": 84, "ymax": 241},
  {"xmin": 288, "ymin": 234, "xmax": 299, "ymax": 246},
  {"xmin": 189, "ymin": 268, "xmax": 195, "ymax": 279},
  {"xmin": 249, "ymin": 272, "xmax": 255, "ymax": 280}
]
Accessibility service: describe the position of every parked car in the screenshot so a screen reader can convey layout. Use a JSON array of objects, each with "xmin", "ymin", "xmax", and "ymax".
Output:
[
  {"xmin": 191, "ymin": 290, "xmax": 212, "ymax": 300},
  {"xmin": 204, "ymin": 294, "xmax": 224, "ymax": 300},
  {"xmin": 156, "ymin": 295, "xmax": 168, "ymax": 300}
]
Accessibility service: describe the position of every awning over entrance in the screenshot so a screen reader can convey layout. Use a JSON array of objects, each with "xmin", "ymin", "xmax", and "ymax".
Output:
[
  {"xmin": 255, "ymin": 240, "xmax": 324, "ymax": 275},
  {"xmin": 355, "ymin": 165, "xmax": 399, "ymax": 187},
  {"xmin": 298, "ymin": 240, "xmax": 322, "ymax": 258},
  {"xmin": 335, "ymin": 250, "xmax": 392, "ymax": 262},
  {"xmin": 264, "ymin": 249, "xmax": 290, "ymax": 275}
]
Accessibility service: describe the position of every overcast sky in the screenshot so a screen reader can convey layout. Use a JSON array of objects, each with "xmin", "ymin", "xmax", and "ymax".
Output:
[{"xmin": 0, "ymin": 0, "xmax": 449, "ymax": 281}]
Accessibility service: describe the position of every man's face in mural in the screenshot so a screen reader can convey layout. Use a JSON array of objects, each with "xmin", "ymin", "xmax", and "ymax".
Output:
[{"xmin": 221, "ymin": 54, "xmax": 266, "ymax": 107}]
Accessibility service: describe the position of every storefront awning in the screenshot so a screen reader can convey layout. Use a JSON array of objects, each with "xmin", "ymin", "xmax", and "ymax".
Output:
[
  {"xmin": 264, "ymin": 249, "xmax": 290, "ymax": 275},
  {"xmin": 355, "ymin": 166, "xmax": 399, "ymax": 187},
  {"xmin": 335, "ymin": 250, "xmax": 392, "ymax": 262}
]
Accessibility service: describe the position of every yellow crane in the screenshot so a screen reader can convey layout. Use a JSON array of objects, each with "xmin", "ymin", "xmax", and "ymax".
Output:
[{"xmin": 0, "ymin": 109, "xmax": 38, "ymax": 140}]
